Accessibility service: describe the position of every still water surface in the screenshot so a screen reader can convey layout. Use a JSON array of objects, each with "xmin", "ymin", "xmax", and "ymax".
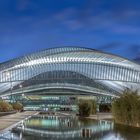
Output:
[{"xmin": 0, "ymin": 115, "xmax": 140, "ymax": 140}]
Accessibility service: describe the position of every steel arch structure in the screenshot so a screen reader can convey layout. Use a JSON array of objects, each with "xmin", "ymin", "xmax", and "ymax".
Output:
[
  {"xmin": 2, "ymin": 83, "xmax": 119, "ymax": 97},
  {"xmin": 0, "ymin": 47, "xmax": 140, "ymax": 97}
]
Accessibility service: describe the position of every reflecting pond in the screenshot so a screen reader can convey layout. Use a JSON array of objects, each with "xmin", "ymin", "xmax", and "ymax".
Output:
[{"xmin": 1, "ymin": 115, "xmax": 140, "ymax": 140}]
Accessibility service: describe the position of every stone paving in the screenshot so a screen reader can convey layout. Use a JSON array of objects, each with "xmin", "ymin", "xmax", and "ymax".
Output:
[
  {"xmin": 85, "ymin": 113, "xmax": 113, "ymax": 120},
  {"xmin": 0, "ymin": 111, "xmax": 37, "ymax": 132}
]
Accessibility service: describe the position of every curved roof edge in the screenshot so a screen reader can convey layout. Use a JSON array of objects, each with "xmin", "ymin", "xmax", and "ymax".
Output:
[{"xmin": 0, "ymin": 46, "xmax": 139, "ymax": 66}]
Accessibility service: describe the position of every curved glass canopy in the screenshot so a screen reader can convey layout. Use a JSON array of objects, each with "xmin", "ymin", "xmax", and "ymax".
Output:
[{"xmin": 0, "ymin": 47, "xmax": 140, "ymax": 97}]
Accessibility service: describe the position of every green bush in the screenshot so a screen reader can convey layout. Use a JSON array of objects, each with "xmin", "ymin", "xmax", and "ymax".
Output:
[
  {"xmin": 0, "ymin": 101, "xmax": 13, "ymax": 112},
  {"xmin": 112, "ymin": 89, "xmax": 140, "ymax": 127},
  {"xmin": 91, "ymin": 99, "xmax": 96, "ymax": 114},
  {"xmin": 12, "ymin": 102, "xmax": 23, "ymax": 111},
  {"xmin": 78, "ymin": 99, "xmax": 96, "ymax": 117}
]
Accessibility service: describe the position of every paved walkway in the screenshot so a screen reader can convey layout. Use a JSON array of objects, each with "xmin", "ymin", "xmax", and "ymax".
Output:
[
  {"xmin": 85, "ymin": 113, "xmax": 113, "ymax": 120},
  {"xmin": 0, "ymin": 111, "xmax": 37, "ymax": 133}
]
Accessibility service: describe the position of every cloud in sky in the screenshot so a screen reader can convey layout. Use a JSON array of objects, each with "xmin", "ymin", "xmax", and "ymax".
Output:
[
  {"xmin": 1, "ymin": 1, "xmax": 140, "ymax": 28},
  {"xmin": 0, "ymin": 0, "xmax": 140, "ymax": 62}
]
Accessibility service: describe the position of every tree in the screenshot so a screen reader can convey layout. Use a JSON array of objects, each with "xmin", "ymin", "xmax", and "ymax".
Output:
[
  {"xmin": 112, "ymin": 89, "xmax": 140, "ymax": 127},
  {"xmin": 12, "ymin": 102, "xmax": 23, "ymax": 111},
  {"xmin": 0, "ymin": 101, "xmax": 13, "ymax": 112},
  {"xmin": 78, "ymin": 99, "xmax": 96, "ymax": 117},
  {"xmin": 89, "ymin": 99, "xmax": 96, "ymax": 114}
]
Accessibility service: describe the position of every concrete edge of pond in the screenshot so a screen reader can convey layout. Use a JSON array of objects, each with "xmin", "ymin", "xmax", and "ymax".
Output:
[{"xmin": 79, "ymin": 113, "xmax": 113, "ymax": 120}]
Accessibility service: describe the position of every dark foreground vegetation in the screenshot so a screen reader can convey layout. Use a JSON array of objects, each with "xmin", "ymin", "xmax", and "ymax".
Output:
[
  {"xmin": 0, "ymin": 100, "xmax": 23, "ymax": 113},
  {"xmin": 112, "ymin": 89, "xmax": 140, "ymax": 127},
  {"xmin": 78, "ymin": 99, "xmax": 96, "ymax": 117}
]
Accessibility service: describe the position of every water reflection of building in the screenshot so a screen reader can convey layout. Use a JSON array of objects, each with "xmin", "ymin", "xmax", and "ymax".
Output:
[
  {"xmin": 24, "ymin": 116, "xmax": 78, "ymax": 131},
  {"xmin": 81, "ymin": 129, "xmax": 92, "ymax": 138},
  {"xmin": 13, "ymin": 116, "xmax": 114, "ymax": 139}
]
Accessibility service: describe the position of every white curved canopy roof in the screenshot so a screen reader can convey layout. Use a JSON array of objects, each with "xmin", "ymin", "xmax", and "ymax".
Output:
[{"xmin": 0, "ymin": 47, "xmax": 140, "ymax": 96}]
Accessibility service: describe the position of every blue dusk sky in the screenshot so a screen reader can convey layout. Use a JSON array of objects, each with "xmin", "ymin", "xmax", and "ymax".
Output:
[{"xmin": 0, "ymin": 0, "xmax": 140, "ymax": 62}]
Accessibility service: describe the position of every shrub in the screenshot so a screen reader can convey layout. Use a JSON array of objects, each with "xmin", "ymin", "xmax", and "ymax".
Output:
[
  {"xmin": 112, "ymin": 89, "xmax": 140, "ymax": 127},
  {"xmin": 0, "ymin": 101, "xmax": 13, "ymax": 112},
  {"xmin": 90, "ymin": 99, "xmax": 96, "ymax": 114},
  {"xmin": 78, "ymin": 99, "xmax": 96, "ymax": 117},
  {"xmin": 12, "ymin": 102, "xmax": 23, "ymax": 111}
]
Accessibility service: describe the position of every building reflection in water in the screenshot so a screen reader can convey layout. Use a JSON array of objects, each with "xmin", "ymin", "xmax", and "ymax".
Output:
[
  {"xmin": 81, "ymin": 129, "xmax": 92, "ymax": 138},
  {"xmin": 16, "ymin": 116, "xmax": 114, "ymax": 138},
  {"xmin": 0, "ymin": 116, "xmax": 115, "ymax": 140}
]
